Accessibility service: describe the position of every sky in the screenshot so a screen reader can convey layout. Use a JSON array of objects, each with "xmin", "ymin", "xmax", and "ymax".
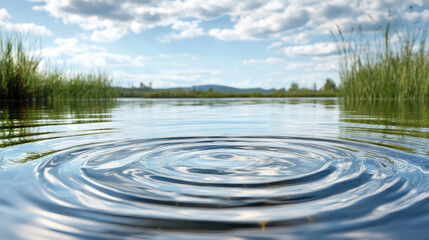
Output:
[{"xmin": 1, "ymin": 0, "xmax": 428, "ymax": 89}]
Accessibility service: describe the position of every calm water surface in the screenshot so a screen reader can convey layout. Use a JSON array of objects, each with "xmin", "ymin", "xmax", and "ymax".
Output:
[{"xmin": 0, "ymin": 98, "xmax": 428, "ymax": 239}]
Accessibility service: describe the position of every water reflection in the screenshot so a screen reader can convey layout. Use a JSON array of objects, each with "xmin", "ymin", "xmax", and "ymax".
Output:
[
  {"xmin": 0, "ymin": 100, "xmax": 117, "ymax": 167},
  {"xmin": 0, "ymin": 98, "xmax": 428, "ymax": 239},
  {"xmin": 340, "ymin": 100, "xmax": 429, "ymax": 155}
]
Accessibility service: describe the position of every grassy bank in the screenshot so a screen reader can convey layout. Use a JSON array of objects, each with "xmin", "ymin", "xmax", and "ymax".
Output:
[
  {"xmin": 118, "ymin": 88, "xmax": 340, "ymax": 98},
  {"xmin": 0, "ymin": 33, "xmax": 116, "ymax": 101},
  {"xmin": 334, "ymin": 22, "xmax": 429, "ymax": 100}
]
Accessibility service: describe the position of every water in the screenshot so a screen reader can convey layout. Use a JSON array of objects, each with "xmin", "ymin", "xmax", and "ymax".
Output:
[{"xmin": 0, "ymin": 98, "xmax": 428, "ymax": 239}]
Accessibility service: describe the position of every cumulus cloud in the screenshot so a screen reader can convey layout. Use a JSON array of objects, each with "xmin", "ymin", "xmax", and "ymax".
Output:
[
  {"xmin": 243, "ymin": 56, "xmax": 338, "ymax": 72},
  {"xmin": 91, "ymin": 27, "xmax": 128, "ymax": 42},
  {"xmin": 321, "ymin": 3, "xmax": 353, "ymax": 20},
  {"xmin": 210, "ymin": 6, "xmax": 310, "ymax": 40},
  {"xmin": 161, "ymin": 20, "xmax": 204, "ymax": 42},
  {"xmin": 0, "ymin": 8, "xmax": 51, "ymax": 35},
  {"xmin": 267, "ymin": 41, "xmax": 282, "ymax": 50},
  {"xmin": 42, "ymin": 38, "xmax": 146, "ymax": 68},
  {"xmin": 283, "ymin": 42, "xmax": 338, "ymax": 57},
  {"xmin": 243, "ymin": 57, "xmax": 286, "ymax": 65},
  {"xmin": 403, "ymin": 9, "xmax": 429, "ymax": 21},
  {"xmin": 31, "ymin": 0, "xmax": 428, "ymax": 43},
  {"xmin": 33, "ymin": 0, "xmax": 259, "ymax": 42},
  {"xmin": 281, "ymin": 31, "xmax": 313, "ymax": 44},
  {"xmin": 0, "ymin": 8, "xmax": 10, "ymax": 20}
]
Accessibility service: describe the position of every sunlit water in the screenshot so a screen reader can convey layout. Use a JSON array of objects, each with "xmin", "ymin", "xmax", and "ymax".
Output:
[{"xmin": 0, "ymin": 98, "xmax": 428, "ymax": 239}]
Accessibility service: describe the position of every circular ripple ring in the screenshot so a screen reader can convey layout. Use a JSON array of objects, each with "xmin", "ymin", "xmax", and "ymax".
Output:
[{"xmin": 32, "ymin": 136, "xmax": 427, "ymax": 234}]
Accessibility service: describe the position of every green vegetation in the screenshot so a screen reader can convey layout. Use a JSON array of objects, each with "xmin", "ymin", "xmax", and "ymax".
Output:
[
  {"xmin": 322, "ymin": 78, "xmax": 337, "ymax": 92},
  {"xmin": 118, "ymin": 79, "xmax": 340, "ymax": 98},
  {"xmin": 0, "ymin": 32, "xmax": 116, "ymax": 101},
  {"xmin": 334, "ymin": 21, "xmax": 429, "ymax": 100}
]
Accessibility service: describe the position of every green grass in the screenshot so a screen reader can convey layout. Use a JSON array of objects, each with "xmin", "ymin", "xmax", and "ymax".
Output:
[
  {"xmin": 334, "ymin": 21, "xmax": 429, "ymax": 100},
  {"xmin": 0, "ymin": 32, "xmax": 116, "ymax": 100}
]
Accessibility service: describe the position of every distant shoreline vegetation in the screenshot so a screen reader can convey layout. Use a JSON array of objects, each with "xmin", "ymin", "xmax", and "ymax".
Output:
[
  {"xmin": 0, "ymin": 32, "xmax": 116, "ymax": 101},
  {"xmin": 117, "ymin": 80, "xmax": 340, "ymax": 98},
  {"xmin": 334, "ymin": 19, "xmax": 429, "ymax": 100}
]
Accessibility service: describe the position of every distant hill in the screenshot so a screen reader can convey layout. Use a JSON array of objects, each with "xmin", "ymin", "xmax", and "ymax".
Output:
[
  {"xmin": 166, "ymin": 84, "xmax": 276, "ymax": 93},
  {"xmin": 116, "ymin": 84, "xmax": 341, "ymax": 98}
]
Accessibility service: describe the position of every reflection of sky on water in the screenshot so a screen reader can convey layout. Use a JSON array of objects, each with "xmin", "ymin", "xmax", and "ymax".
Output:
[
  {"xmin": 111, "ymin": 98, "xmax": 341, "ymax": 139},
  {"xmin": 0, "ymin": 98, "xmax": 428, "ymax": 239}
]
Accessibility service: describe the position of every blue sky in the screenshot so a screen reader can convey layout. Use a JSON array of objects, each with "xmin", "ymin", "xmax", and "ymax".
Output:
[{"xmin": 1, "ymin": 0, "xmax": 428, "ymax": 89}]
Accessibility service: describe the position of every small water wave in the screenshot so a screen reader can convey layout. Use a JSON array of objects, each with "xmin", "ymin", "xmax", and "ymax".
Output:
[{"xmin": 1, "ymin": 136, "xmax": 424, "ymax": 238}]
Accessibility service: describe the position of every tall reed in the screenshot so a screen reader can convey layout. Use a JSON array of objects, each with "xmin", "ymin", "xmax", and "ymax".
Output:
[
  {"xmin": 0, "ymin": 32, "xmax": 116, "ymax": 100},
  {"xmin": 333, "ymin": 21, "xmax": 429, "ymax": 100}
]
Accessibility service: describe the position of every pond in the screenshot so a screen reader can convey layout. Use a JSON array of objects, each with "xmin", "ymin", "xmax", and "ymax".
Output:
[{"xmin": 0, "ymin": 98, "xmax": 428, "ymax": 239}]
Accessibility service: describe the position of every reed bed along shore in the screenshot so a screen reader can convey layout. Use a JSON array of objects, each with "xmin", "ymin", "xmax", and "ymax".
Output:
[
  {"xmin": 334, "ymin": 21, "xmax": 429, "ymax": 100},
  {"xmin": 0, "ymin": 33, "xmax": 116, "ymax": 101}
]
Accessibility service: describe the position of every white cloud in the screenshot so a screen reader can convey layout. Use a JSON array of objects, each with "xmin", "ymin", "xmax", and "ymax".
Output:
[
  {"xmin": 267, "ymin": 41, "xmax": 282, "ymax": 50},
  {"xmin": 161, "ymin": 20, "xmax": 204, "ymax": 42},
  {"xmin": 33, "ymin": 0, "xmax": 233, "ymax": 42},
  {"xmin": 0, "ymin": 8, "xmax": 51, "ymax": 35},
  {"xmin": 42, "ymin": 38, "xmax": 146, "ymax": 68},
  {"xmin": 243, "ymin": 57, "xmax": 286, "ymax": 65},
  {"xmin": 243, "ymin": 56, "xmax": 338, "ymax": 72},
  {"xmin": 283, "ymin": 42, "xmax": 338, "ymax": 57},
  {"xmin": 403, "ymin": 9, "xmax": 429, "ymax": 21},
  {"xmin": 209, "ymin": 5, "xmax": 310, "ymax": 40},
  {"xmin": 281, "ymin": 31, "xmax": 312, "ymax": 44},
  {"xmin": 91, "ymin": 27, "xmax": 128, "ymax": 42},
  {"xmin": 31, "ymin": 0, "xmax": 429, "ymax": 44},
  {"xmin": 0, "ymin": 8, "xmax": 11, "ymax": 21}
]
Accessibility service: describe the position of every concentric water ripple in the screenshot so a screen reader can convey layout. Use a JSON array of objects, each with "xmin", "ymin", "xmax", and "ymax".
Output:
[{"xmin": 5, "ymin": 136, "xmax": 422, "ymax": 238}]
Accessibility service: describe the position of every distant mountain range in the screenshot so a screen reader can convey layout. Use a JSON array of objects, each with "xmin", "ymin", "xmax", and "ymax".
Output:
[{"xmin": 165, "ymin": 84, "xmax": 276, "ymax": 93}]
